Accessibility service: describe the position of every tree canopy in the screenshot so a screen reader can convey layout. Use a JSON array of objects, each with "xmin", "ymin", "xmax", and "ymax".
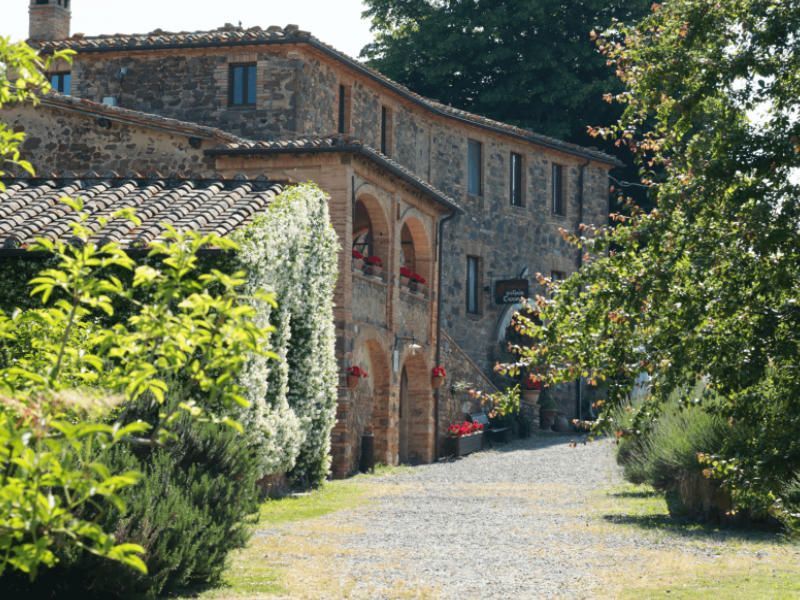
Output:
[
  {"xmin": 503, "ymin": 0, "xmax": 800, "ymax": 523},
  {"xmin": 360, "ymin": 0, "xmax": 651, "ymax": 145}
]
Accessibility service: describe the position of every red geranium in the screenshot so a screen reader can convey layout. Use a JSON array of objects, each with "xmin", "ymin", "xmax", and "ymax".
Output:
[
  {"xmin": 347, "ymin": 365, "xmax": 369, "ymax": 378},
  {"xmin": 352, "ymin": 248, "xmax": 364, "ymax": 260},
  {"xmin": 525, "ymin": 375, "xmax": 543, "ymax": 390},
  {"xmin": 365, "ymin": 255, "xmax": 383, "ymax": 266},
  {"xmin": 411, "ymin": 272, "xmax": 426, "ymax": 285},
  {"xmin": 432, "ymin": 366, "xmax": 446, "ymax": 378},
  {"xmin": 447, "ymin": 420, "xmax": 483, "ymax": 437},
  {"xmin": 400, "ymin": 266, "xmax": 413, "ymax": 278}
]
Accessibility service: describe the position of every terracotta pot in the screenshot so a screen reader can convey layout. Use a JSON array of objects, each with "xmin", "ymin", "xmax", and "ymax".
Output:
[
  {"xmin": 540, "ymin": 407, "xmax": 558, "ymax": 430},
  {"xmin": 522, "ymin": 389, "xmax": 541, "ymax": 404},
  {"xmin": 400, "ymin": 274, "xmax": 411, "ymax": 288},
  {"xmin": 431, "ymin": 374, "xmax": 445, "ymax": 389},
  {"xmin": 353, "ymin": 258, "xmax": 364, "ymax": 271},
  {"xmin": 346, "ymin": 374, "xmax": 360, "ymax": 390},
  {"xmin": 366, "ymin": 264, "xmax": 383, "ymax": 277}
]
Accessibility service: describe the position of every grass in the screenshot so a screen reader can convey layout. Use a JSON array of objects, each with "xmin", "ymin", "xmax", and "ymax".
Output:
[
  {"xmin": 180, "ymin": 465, "xmax": 406, "ymax": 599},
  {"xmin": 595, "ymin": 482, "xmax": 800, "ymax": 599}
]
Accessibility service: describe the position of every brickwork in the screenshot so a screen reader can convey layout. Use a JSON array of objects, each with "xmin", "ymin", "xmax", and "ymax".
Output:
[{"xmin": 29, "ymin": 1, "xmax": 70, "ymax": 41}]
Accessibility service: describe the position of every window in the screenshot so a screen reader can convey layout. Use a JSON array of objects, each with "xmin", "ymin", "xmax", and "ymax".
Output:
[
  {"xmin": 228, "ymin": 63, "xmax": 256, "ymax": 106},
  {"xmin": 338, "ymin": 85, "xmax": 351, "ymax": 134},
  {"xmin": 510, "ymin": 152, "xmax": 524, "ymax": 206},
  {"xmin": 551, "ymin": 270, "xmax": 566, "ymax": 281},
  {"xmin": 49, "ymin": 72, "xmax": 71, "ymax": 95},
  {"xmin": 467, "ymin": 139, "xmax": 482, "ymax": 196},
  {"xmin": 380, "ymin": 105, "xmax": 393, "ymax": 155},
  {"xmin": 466, "ymin": 255, "xmax": 482, "ymax": 315},
  {"xmin": 36, "ymin": 0, "xmax": 49, "ymax": 5},
  {"xmin": 552, "ymin": 163, "xmax": 565, "ymax": 216}
]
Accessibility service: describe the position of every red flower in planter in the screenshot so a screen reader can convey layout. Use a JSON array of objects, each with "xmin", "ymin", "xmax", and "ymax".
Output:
[
  {"xmin": 432, "ymin": 366, "xmax": 446, "ymax": 378},
  {"xmin": 525, "ymin": 375, "xmax": 543, "ymax": 390},
  {"xmin": 447, "ymin": 420, "xmax": 483, "ymax": 437},
  {"xmin": 365, "ymin": 255, "xmax": 383, "ymax": 266},
  {"xmin": 352, "ymin": 248, "xmax": 364, "ymax": 260},
  {"xmin": 347, "ymin": 365, "xmax": 369, "ymax": 378},
  {"xmin": 400, "ymin": 266, "xmax": 413, "ymax": 278},
  {"xmin": 411, "ymin": 272, "xmax": 426, "ymax": 285}
]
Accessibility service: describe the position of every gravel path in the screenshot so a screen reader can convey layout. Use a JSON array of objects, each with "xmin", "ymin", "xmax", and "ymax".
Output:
[{"xmin": 333, "ymin": 435, "xmax": 622, "ymax": 599}]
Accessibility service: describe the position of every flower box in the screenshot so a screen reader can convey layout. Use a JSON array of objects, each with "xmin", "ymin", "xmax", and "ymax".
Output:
[
  {"xmin": 431, "ymin": 366, "xmax": 446, "ymax": 389},
  {"xmin": 346, "ymin": 365, "xmax": 368, "ymax": 390},
  {"xmin": 448, "ymin": 431, "xmax": 483, "ymax": 457},
  {"xmin": 352, "ymin": 249, "xmax": 365, "ymax": 271}
]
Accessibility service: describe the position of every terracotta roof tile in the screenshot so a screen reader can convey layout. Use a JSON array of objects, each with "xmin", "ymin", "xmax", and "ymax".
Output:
[
  {"xmin": 35, "ymin": 25, "xmax": 620, "ymax": 166},
  {"xmin": 207, "ymin": 135, "xmax": 462, "ymax": 214},
  {"xmin": 0, "ymin": 175, "xmax": 281, "ymax": 250}
]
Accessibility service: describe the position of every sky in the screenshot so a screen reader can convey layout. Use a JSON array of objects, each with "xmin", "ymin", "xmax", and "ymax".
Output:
[{"xmin": 2, "ymin": 0, "xmax": 376, "ymax": 59}]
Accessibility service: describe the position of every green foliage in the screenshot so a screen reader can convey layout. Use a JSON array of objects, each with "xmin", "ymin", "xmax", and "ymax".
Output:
[
  {"xmin": 0, "ymin": 37, "xmax": 73, "ymax": 184},
  {"xmin": 500, "ymin": 0, "xmax": 800, "ymax": 529},
  {"xmin": 360, "ymin": 0, "xmax": 650, "ymax": 145}
]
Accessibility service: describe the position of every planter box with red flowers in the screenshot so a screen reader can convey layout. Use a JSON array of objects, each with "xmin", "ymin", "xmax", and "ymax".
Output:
[
  {"xmin": 364, "ymin": 255, "xmax": 383, "ymax": 277},
  {"xmin": 352, "ymin": 248, "xmax": 365, "ymax": 271},
  {"xmin": 346, "ymin": 365, "xmax": 368, "ymax": 390},
  {"xmin": 446, "ymin": 421, "xmax": 484, "ymax": 457},
  {"xmin": 399, "ymin": 266, "xmax": 427, "ymax": 294},
  {"xmin": 431, "ymin": 365, "xmax": 446, "ymax": 389}
]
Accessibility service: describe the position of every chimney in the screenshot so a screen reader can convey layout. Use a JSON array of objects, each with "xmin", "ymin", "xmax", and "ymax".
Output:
[{"xmin": 29, "ymin": 0, "xmax": 71, "ymax": 41}]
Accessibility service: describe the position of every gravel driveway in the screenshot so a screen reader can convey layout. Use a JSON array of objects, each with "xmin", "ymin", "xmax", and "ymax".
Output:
[{"xmin": 259, "ymin": 435, "xmax": 625, "ymax": 599}]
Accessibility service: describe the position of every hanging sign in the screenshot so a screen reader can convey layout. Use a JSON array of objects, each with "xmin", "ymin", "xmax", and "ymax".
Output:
[{"xmin": 494, "ymin": 279, "xmax": 529, "ymax": 305}]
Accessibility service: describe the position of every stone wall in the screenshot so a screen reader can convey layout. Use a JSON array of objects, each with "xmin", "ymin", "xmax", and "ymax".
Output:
[{"xmin": 3, "ymin": 103, "xmax": 216, "ymax": 175}]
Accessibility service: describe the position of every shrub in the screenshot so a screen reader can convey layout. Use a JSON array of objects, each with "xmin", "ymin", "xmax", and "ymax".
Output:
[{"xmin": 2, "ymin": 419, "xmax": 260, "ymax": 599}]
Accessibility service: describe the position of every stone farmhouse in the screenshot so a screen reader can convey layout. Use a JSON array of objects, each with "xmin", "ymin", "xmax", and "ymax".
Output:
[{"xmin": 6, "ymin": 0, "xmax": 618, "ymax": 476}]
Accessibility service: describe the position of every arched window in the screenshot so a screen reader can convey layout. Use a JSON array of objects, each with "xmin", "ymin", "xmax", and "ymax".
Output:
[{"xmin": 352, "ymin": 200, "xmax": 373, "ymax": 257}]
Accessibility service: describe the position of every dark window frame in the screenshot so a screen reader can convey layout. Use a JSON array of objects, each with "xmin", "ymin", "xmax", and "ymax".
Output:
[
  {"xmin": 380, "ymin": 105, "xmax": 392, "ymax": 155},
  {"xmin": 552, "ymin": 163, "xmax": 566, "ymax": 216},
  {"xmin": 466, "ymin": 255, "xmax": 482, "ymax": 315},
  {"xmin": 338, "ymin": 84, "xmax": 351, "ymax": 134},
  {"xmin": 49, "ymin": 71, "xmax": 71, "ymax": 95},
  {"xmin": 228, "ymin": 63, "xmax": 256, "ymax": 107},
  {"xmin": 467, "ymin": 139, "xmax": 483, "ymax": 197},
  {"xmin": 510, "ymin": 152, "xmax": 524, "ymax": 207}
]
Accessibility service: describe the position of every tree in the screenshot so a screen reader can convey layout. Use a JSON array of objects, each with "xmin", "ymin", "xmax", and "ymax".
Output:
[
  {"xmin": 502, "ymin": 0, "xmax": 800, "ymax": 524},
  {"xmin": 360, "ymin": 0, "xmax": 650, "ymax": 145}
]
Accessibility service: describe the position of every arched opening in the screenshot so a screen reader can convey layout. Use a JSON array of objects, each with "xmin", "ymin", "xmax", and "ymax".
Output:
[
  {"xmin": 398, "ymin": 352, "xmax": 434, "ymax": 464},
  {"xmin": 398, "ymin": 216, "xmax": 433, "ymax": 289},
  {"xmin": 353, "ymin": 194, "xmax": 390, "ymax": 267},
  {"xmin": 363, "ymin": 339, "xmax": 393, "ymax": 465}
]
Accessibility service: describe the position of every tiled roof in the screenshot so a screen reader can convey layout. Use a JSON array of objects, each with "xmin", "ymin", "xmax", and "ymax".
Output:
[
  {"xmin": 207, "ymin": 135, "xmax": 462, "ymax": 214},
  {"xmin": 39, "ymin": 93, "xmax": 246, "ymax": 143},
  {"xmin": 35, "ymin": 25, "xmax": 621, "ymax": 167},
  {"xmin": 0, "ymin": 175, "xmax": 281, "ymax": 250}
]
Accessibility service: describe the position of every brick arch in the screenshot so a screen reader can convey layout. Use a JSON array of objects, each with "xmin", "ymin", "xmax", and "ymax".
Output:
[
  {"xmin": 363, "ymin": 338, "xmax": 393, "ymax": 465},
  {"xmin": 354, "ymin": 192, "xmax": 391, "ymax": 266},
  {"xmin": 399, "ymin": 350, "xmax": 435, "ymax": 464},
  {"xmin": 399, "ymin": 215, "xmax": 433, "ymax": 287}
]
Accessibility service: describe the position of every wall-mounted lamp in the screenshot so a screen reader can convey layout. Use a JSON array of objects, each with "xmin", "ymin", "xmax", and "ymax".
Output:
[{"xmin": 392, "ymin": 334, "xmax": 421, "ymax": 373}]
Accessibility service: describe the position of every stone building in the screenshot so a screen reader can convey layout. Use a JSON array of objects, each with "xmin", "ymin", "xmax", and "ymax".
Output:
[{"xmin": 13, "ymin": 0, "xmax": 619, "ymax": 474}]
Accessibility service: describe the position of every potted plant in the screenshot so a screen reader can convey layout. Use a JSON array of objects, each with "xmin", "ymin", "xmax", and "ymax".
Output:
[
  {"xmin": 431, "ymin": 365, "xmax": 446, "ymax": 389},
  {"xmin": 409, "ymin": 272, "xmax": 426, "ymax": 293},
  {"xmin": 346, "ymin": 365, "xmax": 368, "ymax": 390},
  {"xmin": 365, "ymin": 255, "xmax": 383, "ymax": 277},
  {"xmin": 400, "ymin": 266, "xmax": 413, "ymax": 288},
  {"xmin": 446, "ymin": 420, "xmax": 484, "ymax": 457},
  {"xmin": 352, "ymin": 248, "xmax": 365, "ymax": 271},
  {"xmin": 539, "ymin": 389, "xmax": 558, "ymax": 430},
  {"xmin": 522, "ymin": 375, "xmax": 542, "ymax": 404}
]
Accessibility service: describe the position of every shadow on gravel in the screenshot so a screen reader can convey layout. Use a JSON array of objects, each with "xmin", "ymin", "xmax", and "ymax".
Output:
[
  {"xmin": 601, "ymin": 513, "xmax": 785, "ymax": 543},
  {"xmin": 487, "ymin": 434, "xmax": 589, "ymax": 454},
  {"xmin": 608, "ymin": 489, "xmax": 661, "ymax": 499}
]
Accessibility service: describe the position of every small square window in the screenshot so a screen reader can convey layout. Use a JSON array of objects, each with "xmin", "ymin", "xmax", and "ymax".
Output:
[
  {"xmin": 510, "ymin": 152, "xmax": 524, "ymax": 206},
  {"xmin": 552, "ymin": 163, "xmax": 566, "ymax": 216},
  {"xmin": 49, "ymin": 72, "xmax": 71, "ymax": 95},
  {"xmin": 466, "ymin": 255, "xmax": 482, "ymax": 315},
  {"xmin": 229, "ymin": 63, "xmax": 256, "ymax": 107},
  {"xmin": 467, "ymin": 139, "xmax": 482, "ymax": 196}
]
